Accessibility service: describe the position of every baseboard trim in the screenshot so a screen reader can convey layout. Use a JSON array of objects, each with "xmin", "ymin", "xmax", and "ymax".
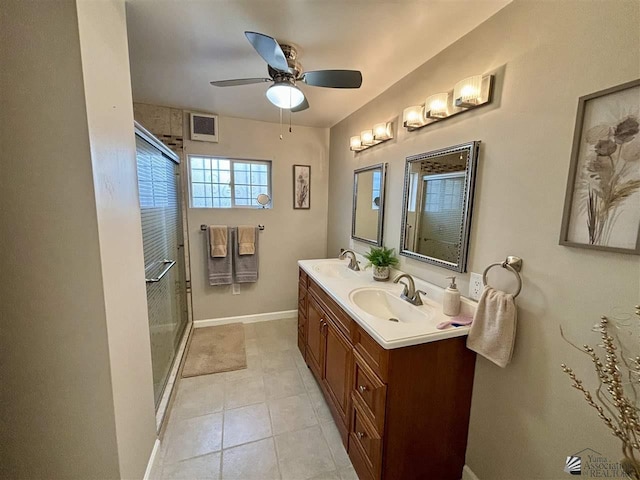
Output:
[
  {"xmin": 462, "ymin": 465, "xmax": 480, "ymax": 480},
  {"xmin": 143, "ymin": 438, "xmax": 160, "ymax": 480},
  {"xmin": 193, "ymin": 309, "xmax": 297, "ymax": 328}
]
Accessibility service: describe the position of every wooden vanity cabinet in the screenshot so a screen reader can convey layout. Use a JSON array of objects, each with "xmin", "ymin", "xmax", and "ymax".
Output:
[
  {"xmin": 298, "ymin": 268, "xmax": 477, "ymax": 480},
  {"xmin": 297, "ymin": 269, "xmax": 308, "ymax": 359}
]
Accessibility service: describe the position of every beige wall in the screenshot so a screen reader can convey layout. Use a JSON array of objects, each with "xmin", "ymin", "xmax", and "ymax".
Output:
[
  {"xmin": 0, "ymin": 1, "xmax": 121, "ymax": 477},
  {"xmin": 76, "ymin": 1, "xmax": 157, "ymax": 478},
  {"xmin": 1, "ymin": 1, "xmax": 156, "ymax": 478},
  {"xmin": 327, "ymin": 1, "xmax": 640, "ymax": 478},
  {"xmin": 184, "ymin": 115, "xmax": 330, "ymax": 320}
]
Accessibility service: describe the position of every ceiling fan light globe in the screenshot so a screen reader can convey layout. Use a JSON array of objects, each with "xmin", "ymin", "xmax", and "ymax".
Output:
[{"xmin": 266, "ymin": 83, "xmax": 305, "ymax": 109}]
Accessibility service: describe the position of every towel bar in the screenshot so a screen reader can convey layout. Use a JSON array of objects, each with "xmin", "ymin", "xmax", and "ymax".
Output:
[
  {"xmin": 200, "ymin": 224, "xmax": 264, "ymax": 231},
  {"xmin": 482, "ymin": 256, "xmax": 523, "ymax": 297}
]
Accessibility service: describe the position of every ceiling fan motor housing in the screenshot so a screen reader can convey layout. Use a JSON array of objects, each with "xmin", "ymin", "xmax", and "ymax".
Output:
[{"xmin": 268, "ymin": 44, "xmax": 302, "ymax": 80}]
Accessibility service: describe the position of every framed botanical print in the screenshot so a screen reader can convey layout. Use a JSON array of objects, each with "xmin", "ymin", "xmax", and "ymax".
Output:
[
  {"xmin": 293, "ymin": 165, "xmax": 311, "ymax": 209},
  {"xmin": 559, "ymin": 79, "xmax": 640, "ymax": 254}
]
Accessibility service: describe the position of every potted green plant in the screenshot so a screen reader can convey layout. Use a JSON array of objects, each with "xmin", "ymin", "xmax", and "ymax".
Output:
[{"xmin": 363, "ymin": 246, "xmax": 399, "ymax": 281}]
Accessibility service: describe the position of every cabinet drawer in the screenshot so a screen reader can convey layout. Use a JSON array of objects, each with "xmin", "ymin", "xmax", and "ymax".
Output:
[
  {"xmin": 354, "ymin": 326, "xmax": 389, "ymax": 382},
  {"xmin": 348, "ymin": 436, "xmax": 375, "ymax": 480},
  {"xmin": 353, "ymin": 351, "xmax": 386, "ymax": 433},
  {"xmin": 350, "ymin": 398, "xmax": 382, "ymax": 478}
]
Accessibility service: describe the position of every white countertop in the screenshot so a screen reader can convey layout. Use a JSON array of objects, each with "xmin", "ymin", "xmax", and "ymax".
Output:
[{"xmin": 298, "ymin": 258, "xmax": 477, "ymax": 350}]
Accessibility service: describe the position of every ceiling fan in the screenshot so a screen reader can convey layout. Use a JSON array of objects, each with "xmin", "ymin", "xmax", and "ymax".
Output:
[{"xmin": 210, "ymin": 31, "xmax": 363, "ymax": 112}]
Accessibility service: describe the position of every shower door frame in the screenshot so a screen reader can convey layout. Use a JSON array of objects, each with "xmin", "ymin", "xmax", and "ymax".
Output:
[{"xmin": 135, "ymin": 121, "xmax": 193, "ymax": 429}]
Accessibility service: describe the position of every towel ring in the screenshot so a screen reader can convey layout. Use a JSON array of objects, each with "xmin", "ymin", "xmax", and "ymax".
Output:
[{"xmin": 482, "ymin": 256, "xmax": 523, "ymax": 298}]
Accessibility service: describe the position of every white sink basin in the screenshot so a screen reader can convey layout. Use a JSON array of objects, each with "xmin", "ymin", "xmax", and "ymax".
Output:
[
  {"xmin": 349, "ymin": 287, "xmax": 435, "ymax": 324},
  {"xmin": 312, "ymin": 260, "xmax": 358, "ymax": 279}
]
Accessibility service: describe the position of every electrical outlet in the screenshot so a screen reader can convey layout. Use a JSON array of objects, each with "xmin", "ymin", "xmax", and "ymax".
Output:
[
  {"xmin": 232, "ymin": 283, "xmax": 240, "ymax": 295},
  {"xmin": 469, "ymin": 272, "xmax": 483, "ymax": 301}
]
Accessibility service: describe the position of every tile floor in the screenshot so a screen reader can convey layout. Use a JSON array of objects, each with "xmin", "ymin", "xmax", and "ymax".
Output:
[{"xmin": 150, "ymin": 318, "xmax": 358, "ymax": 480}]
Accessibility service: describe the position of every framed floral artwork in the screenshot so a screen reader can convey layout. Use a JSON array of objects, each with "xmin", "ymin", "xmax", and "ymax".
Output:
[
  {"xmin": 293, "ymin": 165, "xmax": 310, "ymax": 209},
  {"xmin": 560, "ymin": 79, "xmax": 640, "ymax": 254}
]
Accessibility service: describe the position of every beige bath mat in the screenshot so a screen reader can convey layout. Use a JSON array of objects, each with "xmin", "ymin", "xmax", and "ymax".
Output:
[{"xmin": 181, "ymin": 323, "xmax": 247, "ymax": 378}]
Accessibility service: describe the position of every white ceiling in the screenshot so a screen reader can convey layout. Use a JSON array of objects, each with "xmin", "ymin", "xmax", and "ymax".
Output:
[{"xmin": 126, "ymin": 0, "xmax": 510, "ymax": 128}]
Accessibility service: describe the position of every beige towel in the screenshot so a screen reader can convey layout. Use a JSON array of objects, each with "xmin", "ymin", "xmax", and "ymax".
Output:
[
  {"xmin": 206, "ymin": 229, "xmax": 232, "ymax": 285},
  {"xmin": 209, "ymin": 225, "xmax": 228, "ymax": 258},
  {"xmin": 237, "ymin": 225, "xmax": 255, "ymax": 256},
  {"xmin": 466, "ymin": 286, "xmax": 517, "ymax": 368}
]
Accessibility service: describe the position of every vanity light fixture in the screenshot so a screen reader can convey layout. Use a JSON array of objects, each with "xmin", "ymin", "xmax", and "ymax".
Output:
[
  {"xmin": 402, "ymin": 106, "xmax": 426, "ymax": 129},
  {"xmin": 373, "ymin": 122, "xmax": 393, "ymax": 141},
  {"xmin": 350, "ymin": 122, "xmax": 394, "ymax": 153},
  {"xmin": 403, "ymin": 73, "xmax": 494, "ymax": 132},
  {"xmin": 425, "ymin": 93, "xmax": 449, "ymax": 119},
  {"xmin": 453, "ymin": 75, "xmax": 482, "ymax": 108},
  {"xmin": 350, "ymin": 135, "xmax": 364, "ymax": 151},
  {"xmin": 361, "ymin": 129, "xmax": 376, "ymax": 146}
]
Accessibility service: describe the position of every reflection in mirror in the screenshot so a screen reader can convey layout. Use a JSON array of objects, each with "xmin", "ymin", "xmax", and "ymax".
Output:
[
  {"xmin": 352, "ymin": 163, "xmax": 387, "ymax": 246},
  {"xmin": 400, "ymin": 142, "xmax": 480, "ymax": 272}
]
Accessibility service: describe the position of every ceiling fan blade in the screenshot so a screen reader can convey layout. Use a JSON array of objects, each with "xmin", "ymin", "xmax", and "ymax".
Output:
[
  {"xmin": 210, "ymin": 78, "xmax": 271, "ymax": 87},
  {"xmin": 291, "ymin": 96, "xmax": 309, "ymax": 113},
  {"xmin": 245, "ymin": 31, "xmax": 289, "ymax": 72},
  {"xmin": 301, "ymin": 70, "xmax": 362, "ymax": 88}
]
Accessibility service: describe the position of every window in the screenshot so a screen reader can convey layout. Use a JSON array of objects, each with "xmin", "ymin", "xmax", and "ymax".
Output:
[
  {"xmin": 422, "ymin": 173, "xmax": 465, "ymax": 213},
  {"xmin": 371, "ymin": 170, "xmax": 381, "ymax": 210},
  {"xmin": 189, "ymin": 156, "xmax": 271, "ymax": 208}
]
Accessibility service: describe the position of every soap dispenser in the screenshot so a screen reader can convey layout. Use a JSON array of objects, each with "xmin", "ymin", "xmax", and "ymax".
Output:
[{"xmin": 443, "ymin": 276, "xmax": 461, "ymax": 316}]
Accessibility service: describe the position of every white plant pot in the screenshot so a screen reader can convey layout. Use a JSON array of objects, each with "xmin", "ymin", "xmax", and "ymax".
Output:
[{"xmin": 372, "ymin": 265, "xmax": 390, "ymax": 282}]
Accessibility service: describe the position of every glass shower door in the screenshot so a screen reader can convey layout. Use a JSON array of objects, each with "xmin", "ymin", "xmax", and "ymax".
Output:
[{"xmin": 135, "ymin": 134, "xmax": 188, "ymax": 407}]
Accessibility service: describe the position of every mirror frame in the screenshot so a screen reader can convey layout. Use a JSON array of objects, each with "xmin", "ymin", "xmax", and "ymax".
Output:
[
  {"xmin": 399, "ymin": 141, "xmax": 480, "ymax": 272},
  {"xmin": 351, "ymin": 163, "xmax": 387, "ymax": 246}
]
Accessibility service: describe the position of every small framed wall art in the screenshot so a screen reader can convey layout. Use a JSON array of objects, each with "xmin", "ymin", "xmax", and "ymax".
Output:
[
  {"xmin": 559, "ymin": 79, "xmax": 640, "ymax": 254},
  {"xmin": 293, "ymin": 165, "xmax": 311, "ymax": 209}
]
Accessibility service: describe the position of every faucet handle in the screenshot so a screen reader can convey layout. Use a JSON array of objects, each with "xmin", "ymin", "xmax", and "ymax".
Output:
[
  {"xmin": 413, "ymin": 289, "xmax": 427, "ymax": 306},
  {"xmin": 397, "ymin": 280, "xmax": 410, "ymax": 297}
]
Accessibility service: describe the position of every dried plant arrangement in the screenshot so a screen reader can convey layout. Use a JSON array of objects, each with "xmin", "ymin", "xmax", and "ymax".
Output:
[{"xmin": 561, "ymin": 305, "xmax": 640, "ymax": 479}]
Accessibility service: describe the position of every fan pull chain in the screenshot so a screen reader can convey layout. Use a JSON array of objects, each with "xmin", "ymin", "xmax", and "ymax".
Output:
[
  {"xmin": 289, "ymin": 108, "xmax": 292, "ymax": 133},
  {"xmin": 279, "ymin": 108, "xmax": 283, "ymax": 140}
]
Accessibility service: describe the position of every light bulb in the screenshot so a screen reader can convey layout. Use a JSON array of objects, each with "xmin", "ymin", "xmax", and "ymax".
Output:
[
  {"xmin": 266, "ymin": 83, "xmax": 304, "ymax": 109},
  {"xmin": 425, "ymin": 93, "xmax": 449, "ymax": 119},
  {"xmin": 361, "ymin": 130, "xmax": 375, "ymax": 146},
  {"xmin": 403, "ymin": 106, "xmax": 425, "ymax": 128},
  {"xmin": 454, "ymin": 75, "xmax": 482, "ymax": 108},
  {"xmin": 350, "ymin": 136, "xmax": 363, "ymax": 151},
  {"xmin": 373, "ymin": 122, "xmax": 393, "ymax": 141}
]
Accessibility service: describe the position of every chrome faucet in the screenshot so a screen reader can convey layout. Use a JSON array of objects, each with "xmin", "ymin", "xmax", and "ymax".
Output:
[
  {"xmin": 339, "ymin": 249, "xmax": 361, "ymax": 271},
  {"xmin": 393, "ymin": 273, "xmax": 427, "ymax": 306}
]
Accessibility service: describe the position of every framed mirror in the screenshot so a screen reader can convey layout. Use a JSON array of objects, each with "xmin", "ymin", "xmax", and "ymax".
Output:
[
  {"xmin": 400, "ymin": 141, "xmax": 480, "ymax": 272},
  {"xmin": 352, "ymin": 163, "xmax": 387, "ymax": 246}
]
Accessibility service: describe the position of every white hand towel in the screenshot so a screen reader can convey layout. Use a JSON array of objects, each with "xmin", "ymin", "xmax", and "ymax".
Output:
[{"xmin": 466, "ymin": 286, "xmax": 517, "ymax": 368}]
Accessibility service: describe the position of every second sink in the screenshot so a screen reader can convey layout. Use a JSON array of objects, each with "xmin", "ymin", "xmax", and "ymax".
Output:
[
  {"xmin": 349, "ymin": 287, "xmax": 435, "ymax": 324},
  {"xmin": 312, "ymin": 260, "xmax": 358, "ymax": 279}
]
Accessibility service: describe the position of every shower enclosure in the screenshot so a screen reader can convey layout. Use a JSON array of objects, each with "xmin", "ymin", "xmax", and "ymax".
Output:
[{"xmin": 135, "ymin": 123, "xmax": 188, "ymax": 407}]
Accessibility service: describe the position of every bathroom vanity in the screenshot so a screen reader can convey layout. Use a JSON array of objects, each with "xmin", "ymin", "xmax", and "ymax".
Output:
[{"xmin": 297, "ymin": 259, "xmax": 476, "ymax": 480}]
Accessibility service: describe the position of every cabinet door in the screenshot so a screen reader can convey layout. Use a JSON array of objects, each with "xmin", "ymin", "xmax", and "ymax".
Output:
[
  {"xmin": 306, "ymin": 296, "xmax": 326, "ymax": 379},
  {"xmin": 323, "ymin": 318, "xmax": 352, "ymax": 422}
]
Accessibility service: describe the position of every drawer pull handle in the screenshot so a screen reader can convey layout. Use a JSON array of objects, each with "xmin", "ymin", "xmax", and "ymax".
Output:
[
  {"xmin": 356, "ymin": 431, "xmax": 366, "ymax": 440},
  {"xmin": 358, "ymin": 385, "xmax": 368, "ymax": 394}
]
